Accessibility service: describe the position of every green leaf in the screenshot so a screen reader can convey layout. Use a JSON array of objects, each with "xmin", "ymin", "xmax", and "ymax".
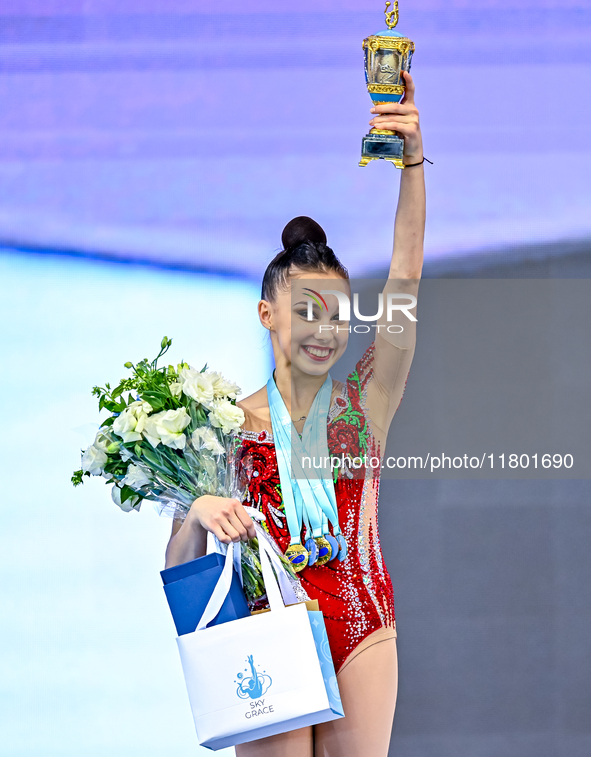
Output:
[
  {"xmin": 100, "ymin": 416, "xmax": 115, "ymax": 428},
  {"xmin": 141, "ymin": 446, "xmax": 173, "ymax": 472},
  {"xmin": 120, "ymin": 485, "xmax": 137, "ymax": 504},
  {"xmin": 187, "ymin": 402, "xmax": 200, "ymax": 432},
  {"xmin": 140, "ymin": 390, "xmax": 166, "ymax": 411},
  {"xmin": 177, "ymin": 456, "xmax": 191, "ymax": 473},
  {"xmin": 71, "ymin": 469, "xmax": 84, "ymax": 486},
  {"xmin": 104, "ymin": 459, "xmax": 127, "ymax": 475}
]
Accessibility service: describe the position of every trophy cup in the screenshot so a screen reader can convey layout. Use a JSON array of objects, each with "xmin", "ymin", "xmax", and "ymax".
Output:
[{"xmin": 360, "ymin": 1, "xmax": 415, "ymax": 169}]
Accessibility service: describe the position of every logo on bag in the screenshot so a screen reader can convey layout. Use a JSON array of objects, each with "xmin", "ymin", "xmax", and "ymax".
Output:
[
  {"xmin": 235, "ymin": 655, "xmax": 275, "ymax": 719},
  {"xmin": 235, "ymin": 654, "xmax": 273, "ymax": 699}
]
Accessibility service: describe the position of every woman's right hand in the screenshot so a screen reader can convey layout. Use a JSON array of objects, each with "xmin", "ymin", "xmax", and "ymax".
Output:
[{"xmin": 189, "ymin": 495, "xmax": 257, "ymax": 544}]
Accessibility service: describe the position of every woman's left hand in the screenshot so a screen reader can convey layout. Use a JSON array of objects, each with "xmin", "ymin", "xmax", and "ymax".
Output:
[{"xmin": 368, "ymin": 70, "xmax": 423, "ymax": 162}]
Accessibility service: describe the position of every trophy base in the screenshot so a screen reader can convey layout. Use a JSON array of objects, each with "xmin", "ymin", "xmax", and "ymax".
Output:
[{"xmin": 359, "ymin": 132, "xmax": 405, "ymax": 169}]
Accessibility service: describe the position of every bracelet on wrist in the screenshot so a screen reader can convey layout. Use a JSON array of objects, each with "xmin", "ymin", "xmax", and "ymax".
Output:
[{"xmin": 403, "ymin": 156, "xmax": 433, "ymax": 167}]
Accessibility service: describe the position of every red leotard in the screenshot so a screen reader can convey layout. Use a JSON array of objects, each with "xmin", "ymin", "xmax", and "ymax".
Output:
[{"xmin": 235, "ymin": 342, "xmax": 412, "ymax": 674}]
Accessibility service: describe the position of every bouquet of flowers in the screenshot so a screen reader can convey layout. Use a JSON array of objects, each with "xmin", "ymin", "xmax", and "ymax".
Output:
[{"xmin": 72, "ymin": 336, "xmax": 296, "ymax": 605}]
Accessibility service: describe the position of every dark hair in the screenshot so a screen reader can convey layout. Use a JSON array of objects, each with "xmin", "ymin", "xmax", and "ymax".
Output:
[{"xmin": 261, "ymin": 216, "xmax": 349, "ymax": 301}]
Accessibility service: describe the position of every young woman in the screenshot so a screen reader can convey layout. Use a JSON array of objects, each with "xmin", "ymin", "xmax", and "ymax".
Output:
[{"xmin": 165, "ymin": 70, "xmax": 425, "ymax": 757}]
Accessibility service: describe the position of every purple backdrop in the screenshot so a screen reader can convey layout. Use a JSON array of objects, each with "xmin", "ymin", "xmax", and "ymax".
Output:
[{"xmin": 0, "ymin": 0, "xmax": 590, "ymax": 275}]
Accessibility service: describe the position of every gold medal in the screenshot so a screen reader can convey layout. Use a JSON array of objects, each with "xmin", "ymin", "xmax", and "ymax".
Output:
[
  {"xmin": 315, "ymin": 536, "xmax": 332, "ymax": 566},
  {"xmin": 285, "ymin": 542, "xmax": 309, "ymax": 572}
]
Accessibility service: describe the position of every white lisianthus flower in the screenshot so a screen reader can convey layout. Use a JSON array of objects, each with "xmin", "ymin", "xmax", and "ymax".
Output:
[
  {"xmin": 169, "ymin": 382, "xmax": 183, "ymax": 397},
  {"xmin": 92, "ymin": 427, "xmax": 112, "ymax": 452},
  {"xmin": 111, "ymin": 484, "xmax": 141, "ymax": 513},
  {"xmin": 112, "ymin": 407, "xmax": 143, "ymax": 443},
  {"xmin": 128, "ymin": 399, "xmax": 153, "ymax": 417},
  {"xmin": 179, "ymin": 366, "xmax": 215, "ymax": 407},
  {"xmin": 122, "ymin": 463, "xmax": 152, "ymax": 490},
  {"xmin": 136, "ymin": 410, "xmax": 164, "ymax": 448},
  {"xmin": 156, "ymin": 408, "xmax": 191, "ymax": 449},
  {"xmin": 209, "ymin": 398, "xmax": 245, "ymax": 434},
  {"xmin": 81, "ymin": 444, "xmax": 108, "ymax": 475},
  {"xmin": 192, "ymin": 426, "xmax": 224, "ymax": 455},
  {"xmin": 208, "ymin": 371, "xmax": 242, "ymax": 400}
]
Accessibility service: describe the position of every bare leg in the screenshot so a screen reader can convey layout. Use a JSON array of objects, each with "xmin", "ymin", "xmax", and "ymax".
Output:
[
  {"xmin": 235, "ymin": 725, "xmax": 313, "ymax": 757},
  {"xmin": 314, "ymin": 632, "xmax": 398, "ymax": 757}
]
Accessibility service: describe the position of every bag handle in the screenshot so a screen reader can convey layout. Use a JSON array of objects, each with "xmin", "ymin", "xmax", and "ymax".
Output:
[
  {"xmin": 196, "ymin": 536, "xmax": 290, "ymax": 631},
  {"xmin": 197, "ymin": 541, "xmax": 237, "ymax": 631},
  {"xmin": 207, "ymin": 530, "xmax": 243, "ymax": 587},
  {"xmin": 258, "ymin": 537, "xmax": 286, "ymax": 612}
]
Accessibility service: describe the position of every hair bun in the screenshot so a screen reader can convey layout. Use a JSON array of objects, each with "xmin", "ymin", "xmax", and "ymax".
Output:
[{"xmin": 281, "ymin": 216, "xmax": 327, "ymax": 250}]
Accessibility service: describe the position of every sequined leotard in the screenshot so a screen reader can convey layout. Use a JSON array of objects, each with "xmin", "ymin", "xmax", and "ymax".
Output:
[{"xmin": 235, "ymin": 325, "xmax": 416, "ymax": 674}]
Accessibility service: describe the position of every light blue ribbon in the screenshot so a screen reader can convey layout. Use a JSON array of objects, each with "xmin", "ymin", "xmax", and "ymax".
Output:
[{"xmin": 267, "ymin": 373, "xmax": 342, "ymax": 546}]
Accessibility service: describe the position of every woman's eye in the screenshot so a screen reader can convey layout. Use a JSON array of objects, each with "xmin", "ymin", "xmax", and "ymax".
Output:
[{"xmin": 296, "ymin": 309, "xmax": 315, "ymax": 320}]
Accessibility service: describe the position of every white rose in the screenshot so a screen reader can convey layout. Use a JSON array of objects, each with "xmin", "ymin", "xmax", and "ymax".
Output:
[
  {"xmin": 111, "ymin": 484, "xmax": 141, "ymax": 513},
  {"xmin": 81, "ymin": 444, "xmax": 108, "ymax": 476},
  {"xmin": 192, "ymin": 426, "xmax": 224, "ymax": 455},
  {"xmin": 112, "ymin": 408, "xmax": 142, "ymax": 443},
  {"xmin": 155, "ymin": 408, "xmax": 191, "ymax": 449},
  {"xmin": 179, "ymin": 366, "xmax": 215, "ymax": 406},
  {"xmin": 208, "ymin": 371, "xmax": 242, "ymax": 400},
  {"xmin": 122, "ymin": 463, "xmax": 152, "ymax": 490},
  {"xmin": 209, "ymin": 399, "xmax": 245, "ymax": 434},
  {"xmin": 169, "ymin": 382, "xmax": 183, "ymax": 397}
]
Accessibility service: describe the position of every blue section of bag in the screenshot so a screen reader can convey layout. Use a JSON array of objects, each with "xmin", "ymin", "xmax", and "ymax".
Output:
[
  {"xmin": 161, "ymin": 552, "xmax": 250, "ymax": 636},
  {"xmin": 307, "ymin": 610, "xmax": 344, "ymax": 716}
]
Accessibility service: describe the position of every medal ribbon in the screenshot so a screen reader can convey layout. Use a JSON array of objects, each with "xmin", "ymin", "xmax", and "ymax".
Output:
[{"xmin": 267, "ymin": 373, "xmax": 342, "ymax": 545}]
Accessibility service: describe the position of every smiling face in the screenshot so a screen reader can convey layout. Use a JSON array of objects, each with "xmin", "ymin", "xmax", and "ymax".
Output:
[{"xmin": 258, "ymin": 270, "xmax": 350, "ymax": 380}]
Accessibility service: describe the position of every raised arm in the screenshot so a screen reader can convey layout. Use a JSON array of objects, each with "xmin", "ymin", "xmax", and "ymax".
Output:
[{"xmin": 365, "ymin": 70, "xmax": 425, "ymax": 446}]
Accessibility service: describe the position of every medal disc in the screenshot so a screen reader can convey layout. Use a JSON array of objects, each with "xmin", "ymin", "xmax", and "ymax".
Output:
[
  {"xmin": 325, "ymin": 533, "xmax": 339, "ymax": 562},
  {"xmin": 304, "ymin": 537, "xmax": 318, "ymax": 565},
  {"xmin": 285, "ymin": 542, "xmax": 309, "ymax": 572},
  {"xmin": 315, "ymin": 536, "xmax": 332, "ymax": 566}
]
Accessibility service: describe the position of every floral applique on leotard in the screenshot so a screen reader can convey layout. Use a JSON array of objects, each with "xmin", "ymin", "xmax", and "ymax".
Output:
[{"xmin": 235, "ymin": 344, "xmax": 407, "ymax": 674}]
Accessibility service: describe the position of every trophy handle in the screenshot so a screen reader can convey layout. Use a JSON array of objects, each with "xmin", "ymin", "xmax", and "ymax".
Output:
[{"xmin": 384, "ymin": 1, "xmax": 400, "ymax": 30}]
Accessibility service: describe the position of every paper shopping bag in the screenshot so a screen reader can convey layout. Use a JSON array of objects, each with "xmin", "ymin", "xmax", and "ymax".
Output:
[{"xmin": 175, "ymin": 538, "xmax": 344, "ymax": 750}]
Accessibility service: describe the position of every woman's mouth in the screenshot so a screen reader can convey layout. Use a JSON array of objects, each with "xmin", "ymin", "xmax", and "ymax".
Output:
[{"xmin": 301, "ymin": 345, "xmax": 334, "ymax": 362}]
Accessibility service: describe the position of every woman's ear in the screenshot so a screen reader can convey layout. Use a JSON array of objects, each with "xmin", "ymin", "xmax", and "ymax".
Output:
[{"xmin": 258, "ymin": 299, "xmax": 273, "ymax": 331}]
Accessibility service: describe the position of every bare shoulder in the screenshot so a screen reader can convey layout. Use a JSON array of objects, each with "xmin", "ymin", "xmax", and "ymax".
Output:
[
  {"xmin": 331, "ymin": 378, "xmax": 344, "ymax": 399},
  {"xmin": 237, "ymin": 386, "xmax": 271, "ymax": 433},
  {"xmin": 237, "ymin": 385, "xmax": 268, "ymax": 413}
]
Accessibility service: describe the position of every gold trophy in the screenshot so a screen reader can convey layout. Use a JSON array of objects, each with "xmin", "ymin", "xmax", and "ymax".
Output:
[{"xmin": 360, "ymin": 1, "xmax": 415, "ymax": 169}]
